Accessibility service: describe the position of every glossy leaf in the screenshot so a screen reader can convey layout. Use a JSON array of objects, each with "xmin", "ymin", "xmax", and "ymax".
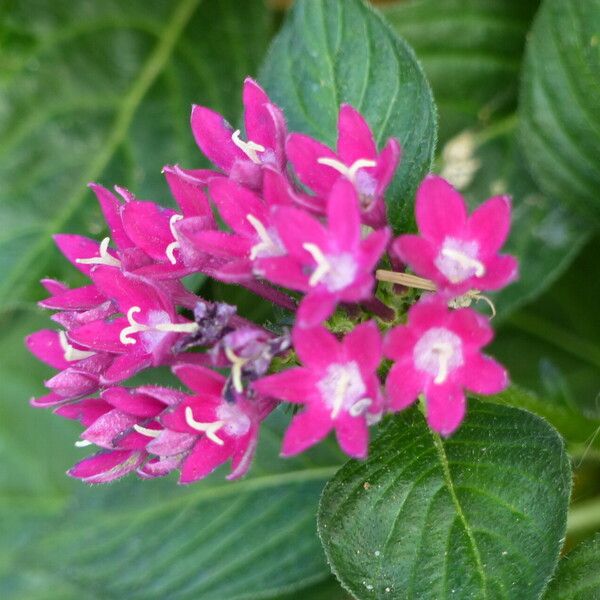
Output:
[
  {"xmin": 520, "ymin": 0, "xmax": 600, "ymax": 222},
  {"xmin": 318, "ymin": 400, "xmax": 571, "ymax": 599},
  {"xmin": 259, "ymin": 0, "xmax": 437, "ymax": 231},
  {"xmin": 545, "ymin": 534, "xmax": 600, "ymax": 599},
  {"xmin": 385, "ymin": 0, "xmax": 539, "ymax": 143}
]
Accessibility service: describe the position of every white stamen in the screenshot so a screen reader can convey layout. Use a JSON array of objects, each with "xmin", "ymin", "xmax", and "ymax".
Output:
[
  {"xmin": 317, "ymin": 157, "xmax": 376, "ymax": 183},
  {"xmin": 75, "ymin": 439, "xmax": 93, "ymax": 448},
  {"xmin": 302, "ymin": 243, "xmax": 331, "ymax": 286},
  {"xmin": 76, "ymin": 237, "xmax": 122, "ymax": 268},
  {"xmin": 165, "ymin": 214, "xmax": 183, "ymax": 265},
  {"xmin": 231, "ymin": 129, "xmax": 265, "ymax": 164},
  {"xmin": 224, "ymin": 347, "xmax": 249, "ymax": 393},
  {"xmin": 349, "ymin": 398, "xmax": 372, "ymax": 417},
  {"xmin": 247, "ymin": 214, "xmax": 280, "ymax": 260},
  {"xmin": 133, "ymin": 424, "xmax": 162, "ymax": 438},
  {"xmin": 441, "ymin": 247, "xmax": 486, "ymax": 278},
  {"xmin": 184, "ymin": 406, "xmax": 225, "ymax": 445},
  {"xmin": 331, "ymin": 368, "xmax": 350, "ymax": 420},
  {"xmin": 120, "ymin": 307, "xmax": 148, "ymax": 345},
  {"xmin": 58, "ymin": 330, "xmax": 95, "ymax": 362},
  {"xmin": 119, "ymin": 306, "xmax": 198, "ymax": 346},
  {"xmin": 432, "ymin": 343, "xmax": 453, "ymax": 384}
]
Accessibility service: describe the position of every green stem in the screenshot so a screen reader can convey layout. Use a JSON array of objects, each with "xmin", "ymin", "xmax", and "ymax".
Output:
[
  {"xmin": 568, "ymin": 496, "xmax": 600, "ymax": 536},
  {"xmin": 473, "ymin": 112, "xmax": 518, "ymax": 146}
]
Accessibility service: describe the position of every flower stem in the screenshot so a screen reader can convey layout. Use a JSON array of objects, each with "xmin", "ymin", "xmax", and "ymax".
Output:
[
  {"xmin": 362, "ymin": 297, "xmax": 395, "ymax": 322},
  {"xmin": 242, "ymin": 280, "xmax": 297, "ymax": 312}
]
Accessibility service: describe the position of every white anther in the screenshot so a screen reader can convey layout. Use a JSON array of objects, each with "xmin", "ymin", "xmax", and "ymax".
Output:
[
  {"xmin": 58, "ymin": 330, "xmax": 95, "ymax": 362},
  {"xmin": 231, "ymin": 129, "xmax": 265, "ymax": 164},
  {"xmin": 317, "ymin": 157, "xmax": 376, "ymax": 183},
  {"xmin": 165, "ymin": 214, "xmax": 183, "ymax": 265},
  {"xmin": 74, "ymin": 439, "xmax": 93, "ymax": 448},
  {"xmin": 331, "ymin": 369, "xmax": 350, "ymax": 420},
  {"xmin": 431, "ymin": 343, "xmax": 453, "ymax": 385},
  {"xmin": 349, "ymin": 398, "xmax": 372, "ymax": 417},
  {"xmin": 441, "ymin": 248, "xmax": 486, "ymax": 278},
  {"xmin": 133, "ymin": 424, "xmax": 161, "ymax": 438},
  {"xmin": 185, "ymin": 406, "xmax": 225, "ymax": 445},
  {"xmin": 302, "ymin": 243, "xmax": 331, "ymax": 286},
  {"xmin": 76, "ymin": 237, "xmax": 122, "ymax": 268},
  {"xmin": 247, "ymin": 214, "xmax": 279, "ymax": 260},
  {"xmin": 119, "ymin": 306, "xmax": 148, "ymax": 345},
  {"xmin": 224, "ymin": 347, "xmax": 250, "ymax": 393}
]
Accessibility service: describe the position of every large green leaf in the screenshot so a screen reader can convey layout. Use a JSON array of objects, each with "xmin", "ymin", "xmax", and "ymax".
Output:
[
  {"xmin": 0, "ymin": 0, "xmax": 270, "ymax": 310},
  {"xmin": 0, "ymin": 308, "xmax": 344, "ymax": 599},
  {"xmin": 318, "ymin": 400, "xmax": 571, "ymax": 599},
  {"xmin": 545, "ymin": 534, "xmax": 600, "ymax": 599},
  {"xmin": 385, "ymin": 0, "xmax": 539, "ymax": 144},
  {"xmin": 520, "ymin": 0, "xmax": 600, "ymax": 223},
  {"xmin": 259, "ymin": 0, "xmax": 437, "ymax": 231}
]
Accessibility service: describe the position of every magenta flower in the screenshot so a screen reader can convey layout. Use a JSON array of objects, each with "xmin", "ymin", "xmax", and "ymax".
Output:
[
  {"xmin": 253, "ymin": 322, "xmax": 383, "ymax": 459},
  {"xmin": 384, "ymin": 295, "xmax": 508, "ymax": 436},
  {"xmin": 160, "ymin": 364, "xmax": 270, "ymax": 483},
  {"xmin": 67, "ymin": 267, "xmax": 200, "ymax": 383},
  {"xmin": 189, "ymin": 78, "xmax": 286, "ymax": 190},
  {"xmin": 392, "ymin": 175, "xmax": 518, "ymax": 297},
  {"xmin": 256, "ymin": 179, "xmax": 390, "ymax": 327},
  {"xmin": 56, "ymin": 386, "xmax": 182, "ymax": 483},
  {"xmin": 286, "ymin": 104, "xmax": 401, "ymax": 227}
]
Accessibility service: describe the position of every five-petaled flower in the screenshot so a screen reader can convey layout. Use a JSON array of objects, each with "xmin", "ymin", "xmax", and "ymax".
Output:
[
  {"xmin": 392, "ymin": 174, "xmax": 518, "ymax": 298},
  {"xmin": 255, "ymin": 179, "xmax": 390, "ymax": 327},
  {"xmin": 384, "ymin": 295, "xmax": 508, "ymax": 436},
  {"xmin": 253, "ymin": 322, "xmax": 383, "ymax": 458}
]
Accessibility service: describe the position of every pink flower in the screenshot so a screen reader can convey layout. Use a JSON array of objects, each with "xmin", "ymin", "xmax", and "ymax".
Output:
[
  {"xmin": 286, "ymin": 104, "xmax": 401, "ymax": 227},
  {"xmin": 67, "ymin": 267, "xmax": 201, "ymax": 384},
  {"xmin": 392, "ymin": 175, "xmax": 518, "ymax": 297},
  {"xmin": 57, "ymin": 386, "xmax": 183, "ymax": 483},
  {"xmin": 160, "ymin": 364, "xmax": 270, "ymax": 483},
  {"xmin": 186, "ymin": 168, "xmax": 293, "ymax": 282},
  {"xmin": 384, "ymin": 295, "xmax": 508, "ymax": 436},
  {"xmin": 253, "ymin": 322, "xmax": 383, "ymax": 459},
  {"xmin": 256, "ymin": 179, "xmax": 390, "ymax": 327},
  {"xmin": 189, "ymin": 78, "xmax": 286, "ymax": 190}
]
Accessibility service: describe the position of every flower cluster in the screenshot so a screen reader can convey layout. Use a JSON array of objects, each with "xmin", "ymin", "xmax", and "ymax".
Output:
[{"xmin": 27, "ymin": 78, "xmax": 517, "ymax": 484}]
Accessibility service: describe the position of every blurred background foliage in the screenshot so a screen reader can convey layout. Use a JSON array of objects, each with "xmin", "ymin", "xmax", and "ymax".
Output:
[{"xmin": 0, "ymin": 0, "xmax": 598, "ymax": 598}]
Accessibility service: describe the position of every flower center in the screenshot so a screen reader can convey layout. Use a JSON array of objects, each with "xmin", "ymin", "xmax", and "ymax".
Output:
[
  {"xmin": 317, "ymin": 361, "xmax": 369, "ymax": 420},
  {"xmin": 185, "ymin": 406, "xmax": 225, "ymax": 445},
  {"xmin": 165, "ymin": 214, "xmax": 183, "ymax": 265},
  {"xmin": 119, "ymin": 306, "xmax": 199, "ymax": 346},
  {"xmin": 435, "ymin": 238, "xmax": 486, "ymax": 284},
  {"xmin": 413, "ymin": 327, "xmax": 464, "ymax": 385},
  {"xmin": 302, "ymin": 243, "xmax": 357, "ymax": 291},
  {"xmin": 75, "ymin": 237, "xmax": 121, "ymax": 268},
  {"xmin": 58, "ymin": 330, "xmax": 96, "ymax": 361},
  {"xmin": 246, "ymin": 214, "xmax": 284, "ymax": 260},
  {"xmin": 231, "ymin": 130, "xmax": 265, "ymax": 164}
]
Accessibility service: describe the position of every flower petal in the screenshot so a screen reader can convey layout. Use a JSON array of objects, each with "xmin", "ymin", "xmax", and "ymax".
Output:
[
  {"xmin": 281, "ymin": 406, "xmax": 332, "ymax": 456},
  {"xmin": 286, "ymin": 133, "xmax": 338, "ymax": 196},
  {"xmin": 386, "ymin": 361, "xmax": 424, "ymax": 412},
  {"xmin": 425, "ymin": 384, "xmax": 466, "ymax": 437},
  {"xmin": 467, "ymin": 196, "xmax": 512, "ymax": 257},
  {"xmin": 392, "ymin": 235, "xmax": 438, "ymax": 281},
  {"xmin": 179, "ymin": 437, "xmax": 231, "ymax": 484},
  {"xmin": 335, "ymin": 413, "xmax": 368, "ymax": 459},
  {"xmin": 68, "ymin": 450, "xmax": 143, "ymax": 484},
  {"xmin": 253, "ymin": 368, "xmax": 317, "ymax": 403},
  {"xmin": 293, "ymin": 325, "xmax": 342, "ymax": 369},
  {"xmin": 474, "ymin": 255, "xmax": 519, "ymax": 290},
  {"xmin": 88, "ymin": 183, "xmax": 133, "ymax": 249},
  {"xmin": 163, "ymin": 165, "xmax": 213, "ymax": 219},
  {"xmin": 462, "ymin": 355, "xmax": 508, "ymax": 395},
  {"xmin": 26, "ymin": 330, "xmax": 70, "ymax": 369},
  {"xmin": 172, "ymin": 363, "xmax": 225, "ymax": 395},
  {"xmin": 336, "ymin": 104, "xmax": 377, "ymax": 163},
  {"xmin": 343, "ymin": 320, "xmax": 382, "ymax": 373},
  {"xmin": 296, "ymin": 292, "xmax": 337, "ymax": 329},
  {"xmin": 416, "ymin": 175, "xmax": 467, "ymax": 242},
  {"xmin": 327, "ymin": 179, "xmax": 361, "ymax": 248}
]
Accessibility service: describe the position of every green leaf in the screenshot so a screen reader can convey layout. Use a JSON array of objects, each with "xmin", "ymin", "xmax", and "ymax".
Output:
[
  {"xmin": 492, "ymin": 236, "xmax": 600, "ymax": 416},
  {"xmin": 384, "ymin": 0, "xmax": 539, "ymax": 144},
  {"xmin": 318, "ymin": 400, "xmax": 571, "ymax": 599},
  {"xmin": 545, "ymin": 534, "xmax": 600, "ymax": 599},
  {"xmin": 259, "ymin": 0, "xmax": 437, "ymax": 231},
  {"xmin": 520, "ymin": 0, "xmax": 600, "ymax": 223},
  {"xmin": 0, "ymin": 310, "xmax": 343, "ymax": 600},
  {"xmin": 0, "ymin": 0, "xmax": 270, "ymax": 311}
]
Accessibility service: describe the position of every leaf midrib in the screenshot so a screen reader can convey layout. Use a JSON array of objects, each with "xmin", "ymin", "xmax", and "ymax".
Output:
[{"xmin": 0, "ymin": 0, "xmax": 202, "ymax": 308}]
